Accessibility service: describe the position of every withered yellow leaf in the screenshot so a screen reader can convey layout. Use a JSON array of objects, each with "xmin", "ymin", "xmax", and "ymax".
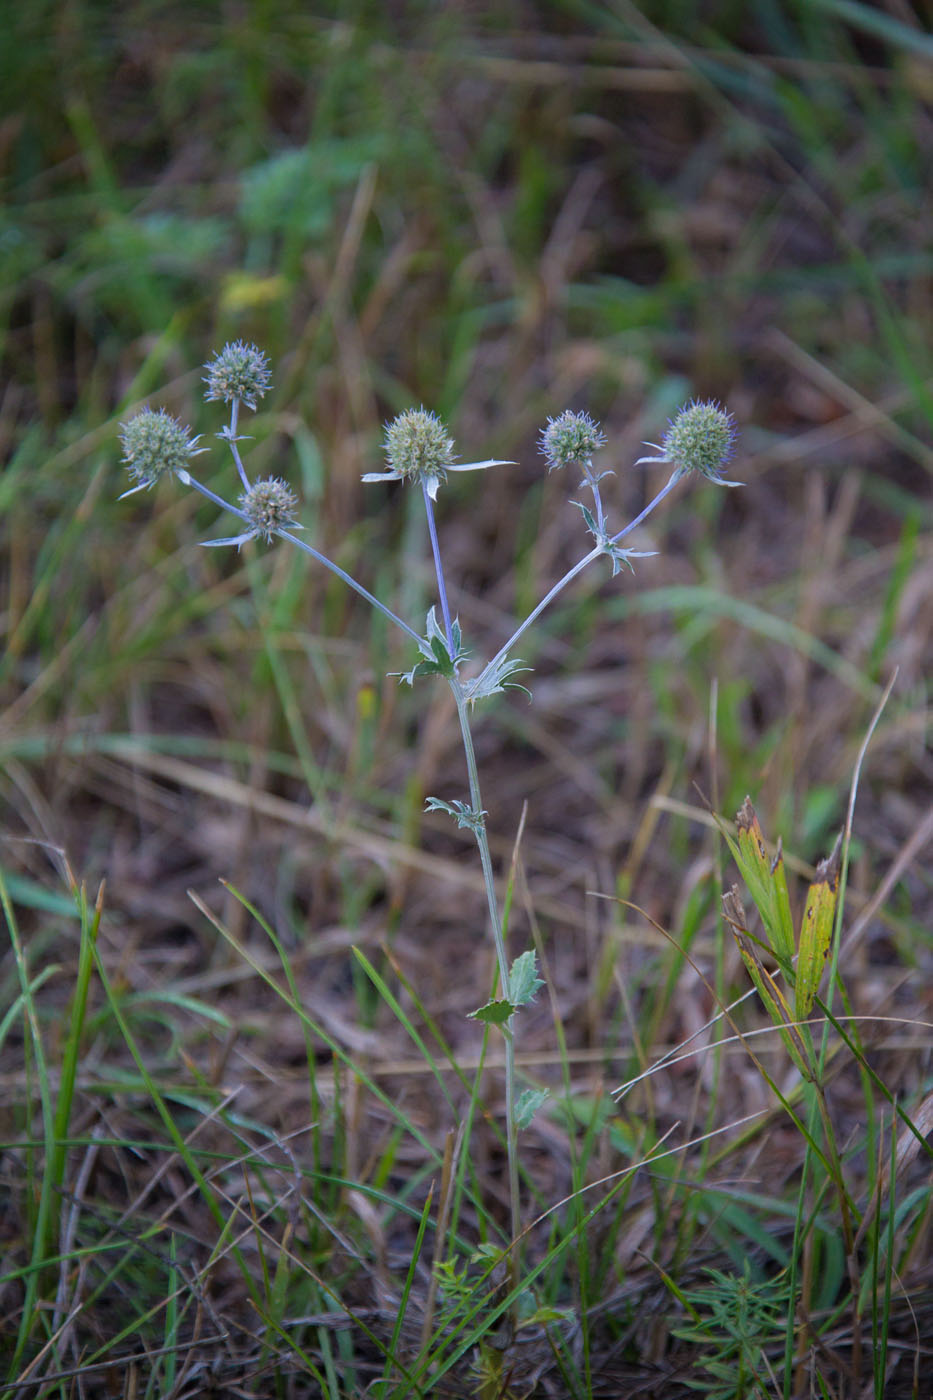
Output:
[{"xmin": 795, "ymin": 835, "xmax": 842, "ymax": 1019}]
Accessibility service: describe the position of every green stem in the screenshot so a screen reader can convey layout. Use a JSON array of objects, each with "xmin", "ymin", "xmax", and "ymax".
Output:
[{"xmin": 451, "ymin": 682, "xmax": 521, "ymax": 1263}]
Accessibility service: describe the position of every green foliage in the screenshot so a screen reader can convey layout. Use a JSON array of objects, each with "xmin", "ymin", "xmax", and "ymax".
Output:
[
  {"xmin": 672, "ymin": 1263, "xmax": 786, "ymax": 1400},
  {"xmin": 394, "ymin": 608, "xmax": 469, "ymax": 684}
]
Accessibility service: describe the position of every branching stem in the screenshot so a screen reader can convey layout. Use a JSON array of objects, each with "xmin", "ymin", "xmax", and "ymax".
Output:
[{"xmin": 476, "ymin": 467, "xmax": 683, "ymax": 693}]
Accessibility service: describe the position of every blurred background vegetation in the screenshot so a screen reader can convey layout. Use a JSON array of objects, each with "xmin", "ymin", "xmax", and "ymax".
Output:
[{"xmin": 1, "ymin": 1, "xmax": 931, "ymax": 1395}]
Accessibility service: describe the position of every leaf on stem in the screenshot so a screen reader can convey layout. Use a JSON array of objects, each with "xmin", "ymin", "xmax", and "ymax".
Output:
[
  {"xmin": 722, "ymin": 886, "xmax": 813, "ymax": 1081},
  {"xmin": 514, "ymin": 1087, "xmax": 549, "ymax": 1131},
  {"xmin": 508, "ymin": 950, "xmax": 544, "ymax": 1006},
  {"xmin": 469, "ymin": 997, "xmax": 516, "ymax": 1028},
  {"xmin": 392, "ymin": 606, "xmax": 469, "ymax": 685},
  {"xmin": 463, "ymin": 654, "xmax": 532, "ymax": 704},
  {"xmin": 569, "ymin": 500, "xmax": 657, "ymax": 576},
  {"xmin": 732, "ymin": 798, "xmax": 795, "ymax": 969},
  {"xmin": 795, "ymin": 835, "xmax": 841, "ymax": 1019},
  {"xmin": 424, "ymin": 797, "xmax": 486, "ymax": 833}
]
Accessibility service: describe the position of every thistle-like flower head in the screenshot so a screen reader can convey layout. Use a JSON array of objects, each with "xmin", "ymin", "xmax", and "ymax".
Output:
[
  {"xmin": 362, "ymin": 407, "xmax": 513, "ymax": 500},
  {"xmin": 238, "ymin": 477, "xmax": 299, "ymax": 542},
  {"xmin": 539, "ymin": 410, "xmax": 606, "ymax": 472},
  {"xmin": 203, "ymin": 341, "xmax": 272, "ymax": 410},
  {"xmin": 119, "ymin": 408, "xmax": 203, "ymax": 495},
  {"xmin": 385, "ymin": 409, "xmax": 456, "ymax": 487},
  {"xmin": 637, "ymin": 399, "xmax": 738, "ymax": 485}
]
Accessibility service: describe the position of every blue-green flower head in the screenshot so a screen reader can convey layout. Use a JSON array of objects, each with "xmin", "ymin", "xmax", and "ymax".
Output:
[
  {"xmin": 363, "ymin": 408, "xmax": 514, "ymax": 500},
  {"xmin": 660, "ymin": 400, "xmax": 738, "ymax": 483},
  {"xmin": 539, "ymin": 410, "xmax": 606, "ymax": 472},
  {"xmin": 385, "ymin": 408, "xmax": 456, "ymax": 488},
  {"xmin": 119, "ymin": 407, "xmax": 203, "ymax": 494},
  {"xmin": 239, "ymin": 477, "xmax": 299, "ymax": 542},
  {"xmin": 204, "ymin": 341, "xmax": 272, "ymax": 410}
]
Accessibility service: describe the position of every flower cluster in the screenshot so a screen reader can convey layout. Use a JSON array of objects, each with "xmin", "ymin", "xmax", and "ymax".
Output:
[
  {"xmin": 385, "ymin": 409, "xmax": 455, "ymax": 488},
  {"xmin": 118, "ymin": 407, "xmax": 202, "ymax": 495},
  {"xmin": 238, "ymin": 478, "xmax": 299, "ymax": 542},
  {"xmin": 539, "ymin": 410, "xmax": 606, "ymax": 472},
  {"xmin": 203, "ymin": 341, "xmax": 272, "ymax": 410},
  {"xmin": 363, "ymin": 408, "xmax": 512, "ymax": 500},
  {"xmin": 639, "ymin": 400, "xmax": 738, "ymax": 484}
]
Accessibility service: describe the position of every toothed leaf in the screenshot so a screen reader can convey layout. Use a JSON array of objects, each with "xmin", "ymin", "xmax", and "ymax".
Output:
[
  {"xmin": 508, "ymin": 950, "xmax": 544, "ymax": 1006},
  {"xmin": 469, "ymin": 998, "xmax": 516, "ymax": 1027},
  {"xmin": 515, "ymin": 1087, "xmax": 549, "ymax": 1130}
]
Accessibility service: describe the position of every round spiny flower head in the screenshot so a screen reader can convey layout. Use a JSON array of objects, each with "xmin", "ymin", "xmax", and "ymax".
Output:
[
  {"xmin": 119, "ymin": 407, "xmax": 200, "ymax": 490},
  {"xmin": 661, "ymin": 400, "xmax": 737, "ymax": 482},
  {"xmin": 238, "ymin": 477, "xmax": 299, "ymax": 542},
  {"xmin": 383, "ymin": 408, "xmax": 456, "ymax": 489},
  {"xmin": 203, "ymin": 341, "xmax": 272, "ymax": 410},
  {"xmin": 539, "ymin": 410, "xmax": 606, "ymax": 472}
]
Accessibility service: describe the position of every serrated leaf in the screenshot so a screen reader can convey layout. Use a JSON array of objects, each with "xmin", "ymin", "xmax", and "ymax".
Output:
[
  {"xmin": 464, "ymin": 654, "xmax": 533, "ymax": 704},
  {"xmin": 429, "ymin": 633, "xmax": 453, "ymax": 671},
  {"xmin": 424, "ymin": 797, "xmax": 485, "ymax": 832},
  {"xmin": 571, "ymin": 499, "xmax": 598, "ymax": 535},
  {"xmin": 508, "ymin": 950, "xmax": 544, "ymax": 1006},
  {"xmin": 425, "ymin": 605, "xmax": 443, "ymax": 640},
  {"xmin": 468, "ymin": 997, "xmax": 516, "ymax": 1027},
  {"xmin": 393, "ymin": 658, "xmax": 444, "ymax": 686},
  {"xmin": 514, "ymin": 1087, "xmax": 549, "ymax": 1130},
  {"xmin": 795, "ymin": 834, "xmax": 841, "ymax": 1018},
  {"xmin": 421, "ymin": 607, "xmax": 468, "ymax": 673},
  {"xmin": 603, "ymin": 542, "xmax": 656, "ymax": 576}
]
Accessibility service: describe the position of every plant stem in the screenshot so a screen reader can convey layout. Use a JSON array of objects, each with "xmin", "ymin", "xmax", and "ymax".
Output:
[
  {"xmin": 423, "ymin": 481, "xmax": 456, "ymax": 660},
  {"xmin": 183, "ymin": 475, "xmax": 422, "ymax": 644},
  {"xmin": 452, "ymin": 684, "xmax": 522, "ymax": 1261},
  {"xmin": 581, "ymin": 458, "xmax": 606, "ymax": 534},
  {"xmin": 476, "ymin": 468, "xmax": 683, "ymax": 694},
  {"xmin": 226, "ymin": 400, "xmax": 252, "ymax": 491}
]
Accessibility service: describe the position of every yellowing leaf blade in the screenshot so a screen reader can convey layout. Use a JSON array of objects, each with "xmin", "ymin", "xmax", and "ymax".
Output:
[
  {"xmin": 734, "ymin": 798, "xmax": 795, "ymax": 966},
  {"xmin": 723, "ymin": 887, "xmax": 811, "ymax": 1080},
  {"xmin": 795, "ymin": 835, "xmax": 841, "ymax": 1019}
]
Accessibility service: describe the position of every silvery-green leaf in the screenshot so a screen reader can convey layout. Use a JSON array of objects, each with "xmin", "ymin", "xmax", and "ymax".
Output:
[
  {"xmin": 570, "ymin": 499, "xmax": 598, "ymax": 536},
  {"xmin": 361, "ymin": 468, "xmax": 403, "ymax": 484},
  {"xmin": 603, "ymin": 542, "xmax": 658, "ymax": 577},
  {"xmin": 425, "ymin": 606, "xmax": 444, "ymax": 642},
  {"xmin": 445, "ymin": 458, "xmax": 515, "ymax": 473},
  {"xmin": 429, "ymin": 634, "xmax": 453, "ymax": 671},
  {"xmin": 514, "ymin": 1087, "xmax": 549, "ymax": 1131},
  {"xmin": 421, "ymin": 608, "xmax": 469, "ymax": 671},
  {"xmin": 465, "ymin": 655, "xmax": 532, "ymax": 704},
  {"xmin": 201, "ymin": 530, "xmax": 258, "ymax": 549},
  {"xmin": 508, "ymin": 950, "xmax": 544, "ymax": 1006},
  {"xmin": 424, "ymin": 797, "xmax": 486, "ymax": 832}
]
